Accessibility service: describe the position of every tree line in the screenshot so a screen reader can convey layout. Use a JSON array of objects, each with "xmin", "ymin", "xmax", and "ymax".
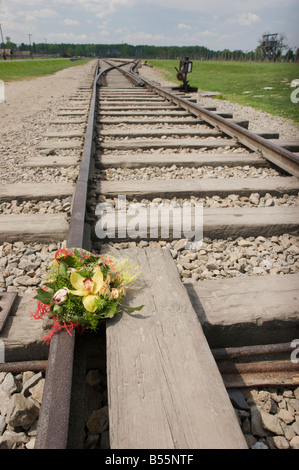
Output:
[{"xmin": 2, "ymin": 39, "xmax": 298, "ymax": 62}]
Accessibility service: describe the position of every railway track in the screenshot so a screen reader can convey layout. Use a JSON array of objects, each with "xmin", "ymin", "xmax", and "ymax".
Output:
[{"xmin": 0, "ymin": 58, "xmax": 299, "ymax": 450}]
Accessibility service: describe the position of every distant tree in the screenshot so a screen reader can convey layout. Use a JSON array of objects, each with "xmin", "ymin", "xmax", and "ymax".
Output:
[
  {"xmin": 285, "ymin": 48, "xmax": 294, "ymax": 62},
  {"xmin": 221, "ymin": 49, "xmax": 231, "ymax": 60},
  {"xmin": 66, "ymin": 47, "xmax": 74, "ymax": 57},
  {"xmin": 5, "ymin": 36, "xmax": 15, "ymax": 50},
  {"xmin": 254, "ymin": 45, "xmax": 263, "ymax": 61}
]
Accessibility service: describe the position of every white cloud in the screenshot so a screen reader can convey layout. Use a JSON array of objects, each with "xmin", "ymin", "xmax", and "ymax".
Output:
[
  {"xmin": 1, "ymin": 0, "xmax": 298, "ymax": 51},
  {"xmin": 64, "ymin": 19, "xmax": 80, "ymax": 26},
  {"xmin": 29, "ymin": 8, "xmax": 60, "ymax": 19},
  {"xmin": 196, "ymin": 30, "xmax": 217, "ymax": 37},
  {"xmin": 178, "ymin": 23, "xmax": 191, "ymax": 30},
  {"xmin": 122, "ymin": 31, "xmax": 166, "ymax": 44},
  {"xmin": 15, "ymin": 8, "xmax": 59, "ymax": 22},
  {"xmin": 47, "ymin": 32, "xmax": 88, "ymax": 42},
  {"xmin": 231, "ymin": 12, "xmax": 261, "ymax": 26}
]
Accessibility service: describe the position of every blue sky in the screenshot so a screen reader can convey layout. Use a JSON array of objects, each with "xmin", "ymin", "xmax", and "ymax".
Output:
[{"xmin": 1, "ymin": 0, "xmax": 299, "ymax": 52}]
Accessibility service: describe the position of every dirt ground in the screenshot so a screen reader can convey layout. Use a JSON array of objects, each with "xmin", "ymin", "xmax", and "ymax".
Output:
[{"xmin": 0, "ymin": 60, "xmax": 97, "ymax": 134}]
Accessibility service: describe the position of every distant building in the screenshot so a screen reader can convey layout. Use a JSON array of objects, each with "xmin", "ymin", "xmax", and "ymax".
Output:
[
  {"xmin": 1, "ymin": 49, "xmax": 31, "ymax": 57},
  {"xmin": 1, "ymin": 48, "xmax": 11, "ymax": 56},
  {"xmin": 16, "ymin": 50, "xmax": 31, "ymax": 57}
]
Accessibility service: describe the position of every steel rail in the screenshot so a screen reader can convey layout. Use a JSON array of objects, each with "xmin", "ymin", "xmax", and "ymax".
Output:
[
  {"xmin": 99, "ymin": 58, "xmax": 144, "ymax": 87},
  {"xmin": 35, "ymin": 60, "xmax": 144, "ymax": 449},
  {"xmin": 212, "ymin": 342, "xmax": 299, "ymax": 387},
  {"xmin": 212, "ymin": 342, "xmax": 297, "ymax": 361},
  {"xmin": 220, "ymin": 361, "xmax": 299, "ymax": 388},
  {"xmin": 129, "ymin": 64, "xmax": 299, "ymax": 177},
  {"xmin": 35, "ymin": 60, "xmax": 101, "ymax": 450},
  {"xmin": 0, "ymin": 360, "xmax": 48, "ymax": 373}
]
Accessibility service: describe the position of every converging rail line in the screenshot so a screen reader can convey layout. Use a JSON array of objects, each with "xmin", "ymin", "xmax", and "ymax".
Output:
[{"xmin": 1, "ymin": 58, "xmax": 298, "ymax": 450}]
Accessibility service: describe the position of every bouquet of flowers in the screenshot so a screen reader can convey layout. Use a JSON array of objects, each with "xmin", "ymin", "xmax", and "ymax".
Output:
[{"xmin": 31, "ymin": 247, "xmax": 143, "ymax": 342}]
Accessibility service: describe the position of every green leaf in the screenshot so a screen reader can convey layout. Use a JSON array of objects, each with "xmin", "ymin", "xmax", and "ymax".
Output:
[
  {"xmin": 34, "ymin": 289, "xmax": 53, "ymax": 305},
  {"xmin": 63, "ymin": 255, "xmax": 77, "ymax": 267},
  {"xmin": 53, "ymin": 304, "xmax": 63, "ymax": 315},
  {"xmin": 123, "ymin": 304, "xmax": 145, "ymax": 313},
  {"xmin": 58, "ymin": 261, "xmax": 67, "ymax": 277},
  {"xmin": 73, "ymin": 248, "xmax": 84, "ymax": 258},
  {"xmin": 43, "ymin": 282, "xmax": 55, "ymax": 290}
]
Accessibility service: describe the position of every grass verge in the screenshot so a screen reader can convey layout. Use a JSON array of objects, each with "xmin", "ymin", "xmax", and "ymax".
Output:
[
  {"xmin": 147, "ymin": 60, "xmax": 299, "ymax": 123},
  {"xmin": 0, "ymin": 58, "xmax": 92, "ymax": 82}
]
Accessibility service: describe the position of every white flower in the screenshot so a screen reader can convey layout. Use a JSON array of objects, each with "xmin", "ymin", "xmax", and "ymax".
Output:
[
  {"xmin": 52, "ymin": 287, "xmax": 69, "ymax": 305},
  {"xmin": 109, "ymin": 288, "xmax": 120, "ymax": 300}
]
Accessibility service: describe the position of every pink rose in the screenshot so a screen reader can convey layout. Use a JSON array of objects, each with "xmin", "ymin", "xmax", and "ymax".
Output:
[{"xmin": 52, "ymin": 287, "xmax": 69, "ymax": 305}]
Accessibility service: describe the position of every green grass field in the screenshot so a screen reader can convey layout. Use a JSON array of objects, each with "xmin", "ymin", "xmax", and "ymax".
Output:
[
  {"xmin": 0, "ymin": 58, "xmax": 92, "ymax": 82},
  {"xmin": 147, "ymin": 60, "xmax": 299, "ymax": 123}
]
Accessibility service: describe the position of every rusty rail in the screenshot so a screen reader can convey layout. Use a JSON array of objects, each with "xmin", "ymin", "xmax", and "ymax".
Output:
[
  {"xmin": 35, "ymin": 59, "xmax": 144, "ymax": 450},
  {"xmin": 35, "ymin": 60, "xmax": 101, "ymax": 450},
  {"xmin": 212, "ymin": 342, "xmax": 299, "ymax": 388},
  {"xmin": 212, "ymin": 342, "xmax": 296, "ymax": 360},
  {"xmin": 0, "ymin": 360, "xmax": 47, "ymax": 373}
]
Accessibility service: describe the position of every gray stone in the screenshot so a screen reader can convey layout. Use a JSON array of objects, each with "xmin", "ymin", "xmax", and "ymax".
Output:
[
  {"xmin": 86, "ymin": 405, "xmax": 109, "ymax": 435},
  {"xmin": 251, "ymin": 441, "xmax": 268, "ymax": 449},
  {"xmin": 281, "ymin": 422, "xmax": 296, "ymax": 441},
  {"xmin": 260, "ymin": 410, "xmax": 283, "ymax": 435},
  {"xmin": 251, "ymin": 406, "xmax": 268, "ymax": 437},
  {"xmin": 0, "ymin": 430, "xmax": 30, "ymax": 449},
  {"xmin": 0, "ymin": 415, "xmax": 6, "ymax": 435},
  {"xmin": 283, "ymin": 390, "xmax": 294, "ymax": 398},
  {"xmin": 288, "ymin": 399, "xmax": 299, "ymax": 413},
  {"xmin": 6, "ymin": 394, "xmax": 39, "ymax": 428},
  {"xmin": 173, "ymin": 239, "xmax": 188, "ymax": 251},
  {"xmin": 277, "ymin": 408, "xmax": 295, "ymax": 425},
  {"xmin": 228, "ymin": 389, "xmax": 250, "ymax": 410},
  {"xmin": 22, "ymin": 371, "xmax": 35, "ymax": 384},
  {"xmin": 273, "ymin": 436, "xmax": 290, "ymax": 449},
  {"xmin": 0, "ymin": 372, "xmax": 17, "ymax": 395},
  {"xmin": 29, "ymin": 379, "xmax": 45, "ymax": 404},
  {"xmin": 13, "ymin": 275, "xmax": 40, "ymax": 286},
  {"xmin": 25, "ymin": 437, "xmax": 36, "ymax": 449},
  {"xmin": 290, "ymin": 436, "xmax": 299, "ymax": 449},
  {"xmin": 292, "ymin": 419, "xmax": 299, "ymax": 436},
  {"xmin": 244, "ymin": 434, "xmax": 256, "ymax": 448},
  {"xmin": 249, "ymin": 193, "xmax": 260, "ymax": 205},
  {"xmin": 0, "ymin": 373, "xmax": 7, "ymax": 385},
  {"xmin": 0, "ymin": 389, "xmax": 11, "ymax": 416},
  {"xmin": 84, "ymin": 433, "xmax": 100, "ymax": 449},
  {"xmin": 261, "ymin": 396, "xmax": 278, "ymax": 414},
  {"xmin": 86, "ymin": 370, "xmax": 101, "ymax": 388},
  {"xmin": 206, "ymin": 261, "xmax": 218, "ymax": 271},
  {"xmin": 22, "ymin": 371, "xmax": 43, "ymax": 397}
]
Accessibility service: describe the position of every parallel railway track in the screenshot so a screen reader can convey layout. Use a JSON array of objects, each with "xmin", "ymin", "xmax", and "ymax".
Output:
[{"xmin": 1, "ymin": 58, "xmax": 298, "ymax": 449}]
